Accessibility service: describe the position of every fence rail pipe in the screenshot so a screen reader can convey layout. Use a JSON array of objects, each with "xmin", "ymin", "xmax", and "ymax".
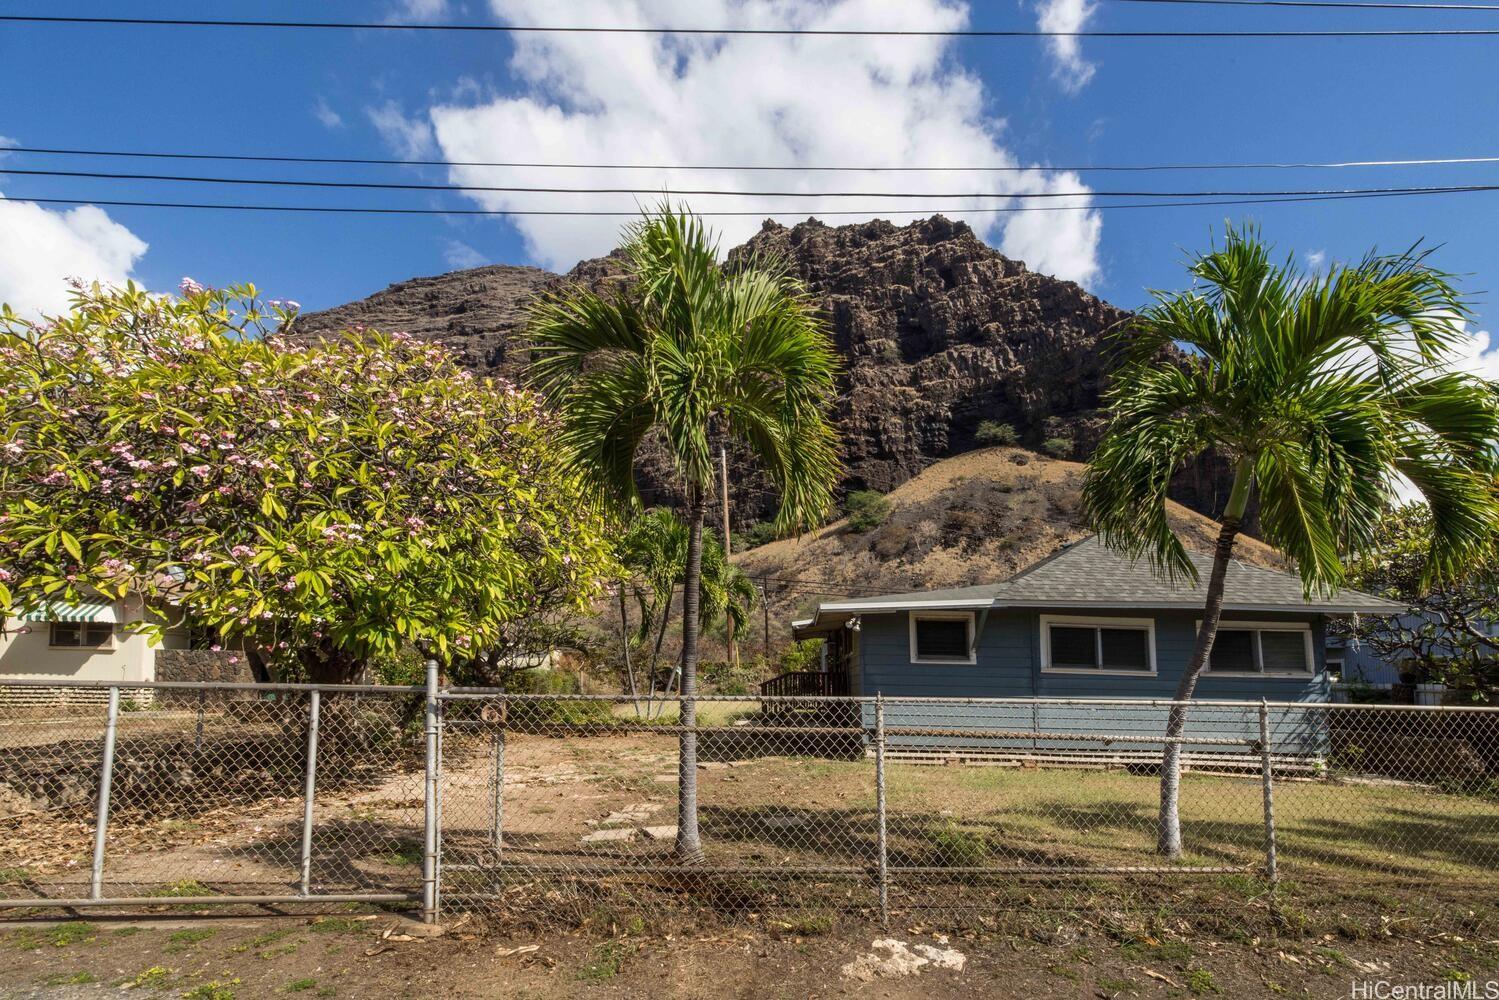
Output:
[
  {"xmin": 299, "ymin": 689, "xmax": 321, "ymax": 896},
  {"xmin": 1259, "ymin": 699, "xmax": 1278, "ymax": 885},
  {"xmin": 875, "ymin": 694, "xmax": 889, "ymax": 929},
  {"xmin": 90, "ymin": 685, "xmax": 120, "ymax": 901},
  {"xmin": 421, "ymin": 658, "xmax": 440, "ymax": 924}
]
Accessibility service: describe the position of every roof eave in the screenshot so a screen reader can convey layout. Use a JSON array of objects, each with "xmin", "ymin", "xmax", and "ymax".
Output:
[{"xmin": 816, "ymin": 598, "xmax": 999, "ymax": 613}]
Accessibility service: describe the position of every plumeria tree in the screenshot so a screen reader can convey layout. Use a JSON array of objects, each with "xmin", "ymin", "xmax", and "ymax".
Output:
[{"xmin": 0, "ymin": 280, "xmax": 615, "ymax": 683}]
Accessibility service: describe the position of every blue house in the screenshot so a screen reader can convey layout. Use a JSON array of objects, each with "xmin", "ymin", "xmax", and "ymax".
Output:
[{"xmin": 778, "ymin": 537, "xmax": 1403, "ymax": 760}]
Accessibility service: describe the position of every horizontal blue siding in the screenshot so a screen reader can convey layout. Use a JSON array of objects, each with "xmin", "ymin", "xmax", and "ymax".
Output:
[{"xmin": 857, "ymin": 607, "xmax": 1331, "ymax": 753}]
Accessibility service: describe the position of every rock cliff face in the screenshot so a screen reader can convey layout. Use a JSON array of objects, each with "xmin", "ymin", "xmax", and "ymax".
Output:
[
  {"xmin": 727, "ymin": 217, "xmax": 1126, "ymax": 493},
  {"xmin": 294, "ymin": 264, "xmax": 554, "ymax": 377},
  {"xmin": 295, "ymin": 216, "xmax": 1235, "ymax": 526}
]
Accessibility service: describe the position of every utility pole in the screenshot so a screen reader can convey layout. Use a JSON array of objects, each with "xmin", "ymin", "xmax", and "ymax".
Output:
[
  {"xmin": 720, "ymin": 446, "xmax": 737, "ymax": 666},
  {"xmin": 761, "ymin": 575, "xmax": 771, "ymax": 664}
]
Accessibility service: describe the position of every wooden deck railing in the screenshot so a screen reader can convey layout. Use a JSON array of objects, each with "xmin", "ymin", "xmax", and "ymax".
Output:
[{"xmin": 759, "ymin": 670, "xmax": 849, "ymax": 698}]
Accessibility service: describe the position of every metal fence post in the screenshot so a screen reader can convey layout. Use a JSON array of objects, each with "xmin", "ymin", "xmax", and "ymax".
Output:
[
  {"xmin": 875, "ymin": 693, "xmax": 889, "ymax": 929},
  {"xmin": 491, "ymin": 698, "xmax": 505, "ymax": 856},
  {"xmin": 1258, "ymin": 699, "xmax": 1278, "ymax": 887},
  {"xmin": 421, "ymin": 659, "xmax": 440, "ymax": 924},
  {"xmin": 90, "ymin": 685, "xmax": 121, "ymax": 901},
  {"xmin": 298, "ymin": 689, "xmax": 321, "ymax": 897}
]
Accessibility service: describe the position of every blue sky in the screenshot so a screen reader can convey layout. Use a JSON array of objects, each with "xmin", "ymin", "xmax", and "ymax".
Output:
[{"xmin": 2, "ymin": 0, "xmax": 1497, "ymax": 372}]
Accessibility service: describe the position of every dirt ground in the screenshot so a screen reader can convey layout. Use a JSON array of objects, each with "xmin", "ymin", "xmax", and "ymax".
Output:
[{"xmin": 0, "ymin": 901, "xmax": 1496, "ymax": 1000}]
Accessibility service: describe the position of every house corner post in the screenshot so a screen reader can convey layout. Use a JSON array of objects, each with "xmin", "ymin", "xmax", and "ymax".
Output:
[
  {"xmin": 1258, "ymin": 699, "xmax": 1278, "ymax": 888},
  {"xmin": 90, "ymin": 685, "xmax": 121, "ymax": 901},
  {"xmin": 422, "ymin": 659, "xmax": 440, "ymax": 924},
  {"xmin": 298, "ymin": 689, "xmax": 321, "ymax": 897},
  {"xmin": 875, "ymin": 693, "xmax": 889, "ymax": 929}
]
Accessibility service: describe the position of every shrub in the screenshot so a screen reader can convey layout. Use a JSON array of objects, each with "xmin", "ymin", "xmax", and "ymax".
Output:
[
  {"xmin": 1042, "ymin": 436, "xmax": 1074, "ymax": 458},
  {"xmin": 930, "ymin": 820, "xmax": 992, "ymax": 866},
  {"xmin": 779, "ymin": 640, "xmax": 823, "ymax": 673},
  {"xmin": 845, "ymin": 489, "xmax": 893, "ymax": 533},
  {"xmin": 974, "ymin": 420, "xmax": 1019, "ymax": 446},
  {"xmin": 735, "ymin": 521, "xmax": 780, "ymax": 551}
]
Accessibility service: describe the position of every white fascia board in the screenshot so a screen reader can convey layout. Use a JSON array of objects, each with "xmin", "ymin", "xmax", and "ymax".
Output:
[{"xmin": 817, "ymin": 598, "xmax": 998, "ymax": 614}]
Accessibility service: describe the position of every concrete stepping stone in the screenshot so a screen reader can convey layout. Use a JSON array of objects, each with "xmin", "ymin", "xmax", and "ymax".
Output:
[
  {"xmin": 641, "ymin": 825, "xmax": 678, "ymax": 841},
  {"xmin": 581, "ymin": 827, "xmax": 636, "ymax": 845}
]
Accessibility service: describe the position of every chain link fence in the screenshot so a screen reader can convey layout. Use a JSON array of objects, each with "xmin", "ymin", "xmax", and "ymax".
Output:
[{"xmin": 2, "ymin": 676, "xmax": 1497, "ymax": 929}]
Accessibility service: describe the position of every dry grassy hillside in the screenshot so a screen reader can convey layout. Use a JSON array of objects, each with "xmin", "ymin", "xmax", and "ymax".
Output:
[{"xmin": 736, "ymin": 447, "xmax": 1286, "ymax": 604}]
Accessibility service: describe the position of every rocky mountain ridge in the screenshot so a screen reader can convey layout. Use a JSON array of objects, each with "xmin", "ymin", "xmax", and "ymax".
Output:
[{"xmin": 295, "ymin": 216, "xmax": 1236, "ymax": 527}]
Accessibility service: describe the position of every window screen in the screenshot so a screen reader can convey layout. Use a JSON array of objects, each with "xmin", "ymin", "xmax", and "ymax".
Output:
[
  {"xmin": 1209, "ymin": 629, "xmax": 1257, "ymax": 672},
  {"xmin": 1260, "ymin": 630, "xmax": 1310, "ymax": 673},
  {"xmin": 1048, "ymin": 626, "xmax": 1098, "ymax": 668},
  {"xmin": 914, "ymin": 617, "xmax": 970, "ymax": 660},
  {"xmin": 1100, "ymin": 628, "xmax": 1150, "ymax": 671}
]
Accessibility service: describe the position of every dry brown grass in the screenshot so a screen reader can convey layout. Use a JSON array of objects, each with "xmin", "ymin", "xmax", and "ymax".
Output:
[{"xmin": 734, "ymin": 446, "xmax": 1286, "ymax": 601}]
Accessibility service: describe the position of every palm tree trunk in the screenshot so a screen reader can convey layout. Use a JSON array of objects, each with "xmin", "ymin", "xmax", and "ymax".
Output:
[
  {"xmin": 675, "ymin": 487, "xmax": 707, "ymax": 861},
  {"xmin": 1158, "ymin": 456, "xmax": 1253, "ymax": 858}
]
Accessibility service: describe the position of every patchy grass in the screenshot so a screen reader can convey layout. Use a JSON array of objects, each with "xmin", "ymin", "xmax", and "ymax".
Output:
[
  {"xmin": 285, "ymin": 977, "xmax": 318, "ymax": 992},
  {"xmin": 771, "ymin": 912, "xmax": 835, "ymax": 936},
  {"xmin": 929, "ymin": 820, "xmax": 992, "ymax": 866},
  {"xmin": 0, "ymin": 866, "xmax": 30, "ymax": 884},
  {"xmin": 166, "ymin": 927, "xmax": 216, "ymax": 951},
  {"xmin": 611, "ymin": 701, "xmax": 758, "ymax": 727},
  {"xmin": 378, "ymin": 841, "xmax": 423, "ymax": 866},
  {"xmin": 230, "ymin": 927, "xmax": 296, "ymax": 954},
  {"xmin": 183, "ymin": 979, "xmax": 240, "ymax": 1000},
  {"xmin": 1187, "ymin": 969, "xmax": 1222, "ymax": 995},
  {"xmin": 307, "ymin": 917, "xmax": 364, "ymax": 935},
  {"xmin": 13, "ymin": 921, "xmax": 96, "ymax": 949},
  {"xmin": 129, "ymin": 965, "xmax": 173, "ymax": 989},
  {"xmin": 41, "ymin": 971, "xmax": 97, "ymax": 986},
  {"xmin": 577, "ymin": 940, "xmax": 630, "ymax": 981}
]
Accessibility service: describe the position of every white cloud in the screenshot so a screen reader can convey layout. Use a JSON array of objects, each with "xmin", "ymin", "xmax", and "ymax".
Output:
[
  {"xmin": 1450, "ymin": 323, "xmax": 1499, "ymax": 383},
  {"xmin": 386, "ymin": 0, "xmax": 452, "ymax": 22},
  {"xmin": 420, "ymin": 0, "xmax": 1102, "ymax": 286},
  {"xmin": 0, "ymin": 196, "xmax": 148, "ymax": 317},
  {"xmin": 444, "ymin": 239, "xmax": 488, "ymax": 269},
  {"xmin": 1035, "ymin": 0, "xmax": 1098, "ymax": 94},
  {"xmin": 312, "ymin": 97, "xmax": 345, "ymax": 130},
  {"xmin": 367, "ymin": 100, "xmax": 437, "ymax": 160},
  {"xmin": 1304, "ymin": 249, "xmax": 1326, "ymax": 271}
]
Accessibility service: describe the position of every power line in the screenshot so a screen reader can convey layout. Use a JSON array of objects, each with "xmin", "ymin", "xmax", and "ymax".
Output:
[
  {"xmin": 5, "ymin": 15, "xmax": 1499, "ymax": 37},
  {"xmin": 12, "ymin": 189, "xmax": 1498, "ymax": 218},
  {"xmin": 9, "ymin": 146, "xmax": 1499, "ymax": 174},
  {"xmin": 7, "ymin": 166, "xmax": 1499, "ymax": 201}
]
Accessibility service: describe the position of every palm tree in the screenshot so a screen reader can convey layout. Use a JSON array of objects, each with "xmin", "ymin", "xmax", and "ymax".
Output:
[
  {"xmin": 1083, "ymin": 226, "xmax": 1499, "ymax": 859},
  {"xmin": 528, "ymin": 206, "xmax": 841, "ymax": 860},
  {"xmin": 620, "ymin": 507, "xmax": 759, "ymax": 703}
]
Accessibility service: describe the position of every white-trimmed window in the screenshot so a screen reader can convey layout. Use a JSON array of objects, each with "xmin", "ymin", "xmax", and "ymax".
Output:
[
  {"xmin": 1204, "ymin": 622, "xmax": 1314, "ymax": 676},
  {"xmin": 909, "ymin": 612, "xmax": 976, "ymax": 664},
  {"xmin": 50, "ymin": 622, "xmax": 113, "ymax": 649},
  {"xmin": 1040, "ymin": 615, "xmax": 1156, "ymax": 675}
]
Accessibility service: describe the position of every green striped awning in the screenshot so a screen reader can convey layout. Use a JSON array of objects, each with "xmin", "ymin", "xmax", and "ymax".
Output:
[{"xmin": 19, "ymin": 600, "xmax": 120, "ymax": 624}]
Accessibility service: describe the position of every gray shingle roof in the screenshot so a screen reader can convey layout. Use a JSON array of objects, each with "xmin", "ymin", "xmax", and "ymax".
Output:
[{"xmin": 813, "ymin": 536, "xmax": 1403, "ymax": 618}]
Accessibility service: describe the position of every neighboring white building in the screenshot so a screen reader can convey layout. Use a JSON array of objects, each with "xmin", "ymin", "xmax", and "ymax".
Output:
[{"xmin": 0, "ymin": 594, "xmax": 190, "ymax": 686}]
